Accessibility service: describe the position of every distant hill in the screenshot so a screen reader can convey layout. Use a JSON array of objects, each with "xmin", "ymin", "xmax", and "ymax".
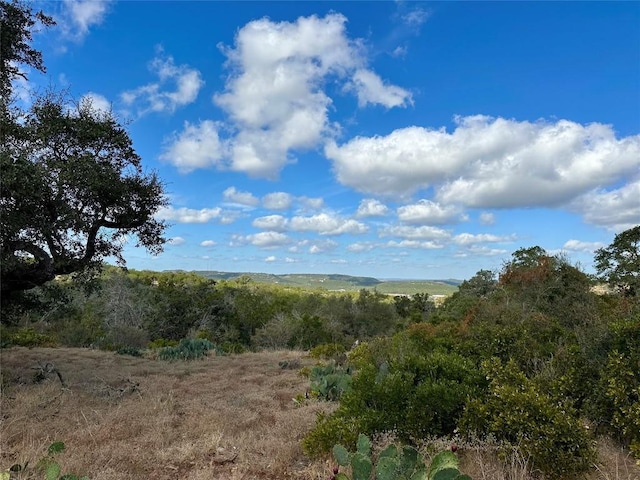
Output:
[{"xmin": 189, "ymin": 271, "xmax": 460, "ymax": 296}]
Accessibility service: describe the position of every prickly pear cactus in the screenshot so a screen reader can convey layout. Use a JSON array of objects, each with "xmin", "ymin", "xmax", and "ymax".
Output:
[{"xmin": 331, "ymin": 435, "xmax": 470, "ymax": 480}]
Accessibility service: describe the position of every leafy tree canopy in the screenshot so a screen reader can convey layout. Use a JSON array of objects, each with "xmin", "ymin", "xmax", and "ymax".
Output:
[
  {"xmin": 0, "ymin": 1, "xmax": 167, "ymax": 304},
  {"xmin": 594, "ymin": 225, "xmax": 640, "ymax": 297}
]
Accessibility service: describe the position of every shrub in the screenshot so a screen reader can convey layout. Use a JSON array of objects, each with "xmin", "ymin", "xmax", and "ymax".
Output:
[
  {"xmin": 1, "ymin": 327, "xmax": 56, "ymax": 348},
  {"xmin": 147, "ymin": 338, "xmax": 179, "ymax": 349},
  {"xmin": 158, "ymin": 338, "xmax": 215, "ymax": 361},
  {"xmin": 310, "ymin": 342, "xmax": 347, "ymax": 360},
  {"xmin": 116, "ymin": 346, "xmax": 143, "ymax": 357},
  {"xmin": 460, "ymin": 358, "xmax": 596, "ymax": 478},
  {"xmin": 304, "ymin": 350, "xmax": 485, "ymax": 455}
]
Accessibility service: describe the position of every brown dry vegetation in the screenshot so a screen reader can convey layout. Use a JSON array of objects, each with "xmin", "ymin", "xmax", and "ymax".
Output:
[{"xmin": 1, "ymin": 347, "xmax": 638, "ymax": 480}]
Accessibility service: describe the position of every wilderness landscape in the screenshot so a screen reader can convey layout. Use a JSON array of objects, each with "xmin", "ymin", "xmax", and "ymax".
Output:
[
  {"xmin": 2, "ymin": 1, "xmax": 639, "ymax": 479},
  {"xmin": 2, "ymin": 229, "xmax": 640, "ymax": 479}
]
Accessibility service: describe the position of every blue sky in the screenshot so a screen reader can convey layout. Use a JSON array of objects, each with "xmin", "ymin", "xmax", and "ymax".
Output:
[{"xmin": 26, "ymin": 1, "xmax": 640, "ymax": 280}]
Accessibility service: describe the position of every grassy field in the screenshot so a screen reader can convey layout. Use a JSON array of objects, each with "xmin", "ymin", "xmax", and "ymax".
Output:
[
  {"xmin": 192, "ymin": 271, "xmax": 460, "ymax": 296},
  {"xmin": 1, "ymin": 347, "xmax": 638, "ymax": 480}
]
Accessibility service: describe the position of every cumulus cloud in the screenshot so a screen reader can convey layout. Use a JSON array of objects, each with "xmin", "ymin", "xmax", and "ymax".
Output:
[
  {"xmin": 379, "ymin": 225, "xmax": 450, "ymax": 241},
  {"xmin": 562, "ymin": 239, "xmax": 606, "ymax": 253},
  {"xmin": 307, "ymin": 239, "xmax": 339, "ymax": 254},
  {"xmin": 232, "ymin": 231, "xmax": 290, "ymax": 248},
  {"xmin": 265, "ymin": 255, "xmax": 277, "ymax": 262},
  {"xmin": 455, "ymin": 245, "xmax": 508, "ymax": 257},
  {"xmin": 252, "ymin": 215, "xmax": 289, "ymax": 232},
  {"xmin": 223, "ymin": 186, "xmax": 260, "ymax": 207},
  {"xmin": 385, "ymin": 240, "xmax": 443, "ymax": 249},
  {"xmin": 160, "ymin": 121, "xmax": 224, "ymax": 173},
  {"xmin": 326, "ymin": 116, "xmax": 640, "ymax": 207},
  {"xmin": 347, "ymin": 242, "xmax": 375, "ymax": 252},
  {"xmin": 290, "ymin": 213, "xmax": 368, "ymax": 235},
  {"xmin": 350, "ymin": 69, "xmax": 412, "ymax": 108},
  {"xmin": 479, "ymin": 212, "xmax": 496, "ymax": 225},
  {"xmin": 569, "ymin": 179, "xmax": 640, "ymax": 232},
  {"xmin": 262, "ymin": 192, "xmax": 294, "ymax": 210},
  {"xmin": 60, "ymin": 0, "xmax": 111, "ymax": 41},
  {"xmin": 397, "ymin": 200, "xmax": 465, "ymax": 225},
  {"xmin": 156, "ymin": 206, "xmax": 222, "ymax": 224},
  {"xmin": 167, "ymin": 236, "xmax": 186, "ymax": 246},
  {"xmin": 298, "ymin": 196, "xmax": 325, "ymax": 211},
  {"xmin": 200, "ymin": 240, "xmax": 217, "ymax": 247},
  {"xmin": 356, "ymin": 199, "xmax": 390, "ymax": 217},
  {"xmin": 121, "ymin": 51, "xmax": 203, "ymax": 116},
  {"xmin": 453, "ymin": 233, "xmax": 515, "ymax": 246},
  {"xmin": 203, "ymin": 13, "xmax": 410, "ymax": 179}
]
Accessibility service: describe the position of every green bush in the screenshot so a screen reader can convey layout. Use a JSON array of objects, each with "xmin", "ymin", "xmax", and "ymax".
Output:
[
  {"xmin": 310, "ymin": 342, "xmax": 347, "ymax": 360},
  {"xmin": 116, "ymin": 346, "xmax": 143, "ymax": 357},
  {"xmin": 1, "ymin": 327, "xmax": 57, "ymax": 348},
  {"xmin": 158, "ymin": 338, "xmax": 215, "ymax": 361},
  {"xmin": 147, "ymin": 338, "xmax": 179, "ymax": 349},
  {"xmin": 460, "ymin": 358, "xmax": 596, "ymax": 478},
  {"xmin": 304, "ymin": 350, "xmax": 484, "ymax": 455}
]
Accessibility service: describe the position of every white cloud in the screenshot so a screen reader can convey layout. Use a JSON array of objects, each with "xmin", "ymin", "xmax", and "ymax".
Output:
[
  {"xmin": 350, "ymin": 69, "xmax": 412, "ymax": 108},
  {"xmin": 453, "ymin": 233, "xmax": 514, "ymax": 245},
  {"xmin": 379, "ymin": 225, "xmax": 450, "ymax": 241},
  {"xmin": 569, "ymin": 179, "xmax": 640, "ymax": 232},
  {"xmin": 397, "ymin": 200, "xmax": 465, "ymax": 225},
  {"xmin": 285, "ymin": 257, "xmax": 297, "ymax": 263},
  {"xmin": 479, "ymin": 212, "xmax": 496, "ymax": 225},
  {"xmin": 223, "ymin": 186, "xmax": 260, "ymax": 207},
  {"xmin": 298, "ymin": 196, "xmax": 325, "ymax": 211},
  {"xmin": 252, "ymin": 215, "xmax": 288, "ymax": 232},
  {"xmin": 211, "ymin": 13, "xmax": 409, "ymax": 178},
  {"xmin": 326, "ymin": 116, "xmax": 640, "ymax": 208},
  {"xmin": 385, "ymin": 240, "xmax": 443, "ymax": 249},
  {"xmin": 347, "ymin": 242, "xmax": 375, "ymax": 252},
  {"xmin": 200, "ymin": 240, "xmax": 217, "ymax": 247},
  {"xmin": 167, "ymin": 236, "xmax": 186, "ymax": 246},
  {"xmin": 455, "ymin": 245, "xmax": 508, "ymax": 257},
  {"xmin": 121, "ymin": 51, "xmax": 203, "ymax": 116},
  {"xmin": 232, "ymin": 231, "xmax": 290, "ymax": 248},
  {"xmin": 265, "ymin": 255, "xmax": 277, "ymax": 262},
  {"xmin": 156, "ymin": 206, "xmax": 222, "ymax": 224},
  {"xmin": 290, "ymin": 213, "xmax": 368, "ymax": 235},
  {"xmin": 308, "ymin": 239, "xmax": 339, "ymax": 254},
  {"xmin": 61, "ymin": 0, "xmax": 111, "ymax": 41},
  {"xmin": 356, "ymin": 199, "xmax": 390, "ymax": 218},
  {"xmin": 160, "ymin": 121, "xmax": 224, "ymax": 173},
  {"xmin": 562, "ymin": 239, "xmax": 605, "ymax": 253},
  {"xmin": 262, "ymin": 192, "xmax": 293, "ymax": 210}
]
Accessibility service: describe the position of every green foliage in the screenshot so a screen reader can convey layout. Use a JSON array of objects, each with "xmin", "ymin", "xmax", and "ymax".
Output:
[
  {"xmin": 330, "ymin": 434, "xmax": 470, "ymax": 480},
  {"xmin": 0, "ymin": 327, "xmax": 56, "ymax": 348},
  {"xmin": 147, "ymin": 338, "xmax": 179, "ymax": 349},
  {"xmin": 310, "ymin": 342, "xmax": 347, "ymax": 360},
  {"xmin": 305, "ymin": 349, "xmax": 484, "ymax": 453},
  {"xmin": 158, "ymin": 338, "xmax": 215, "ymax": 361},
  {"xmin": 309, "ymin": 362, "xmax": 353, "ymax": 401},
  {"xmin": 460, "ymin": 358, "xmax": 595, "ymax": 478},
  {"xmin": 3, "ymin": 441, "xmax": 89, "ymax": 480},
  {"xmin": 116, "ymin": 346, "xmax": 143, "ymax": 357},
  {"xmin": 594, "ymin": 225, "xmax": 640, "ymax": 297}
]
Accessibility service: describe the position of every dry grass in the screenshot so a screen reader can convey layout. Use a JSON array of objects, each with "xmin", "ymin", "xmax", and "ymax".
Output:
[
  {"xmin": 1, "ymin": 347, "xmax": 334, "ymax": 479},
  {"xmin": 1, "ymin": 347, "xmax": 638, "ymax": 480}
]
